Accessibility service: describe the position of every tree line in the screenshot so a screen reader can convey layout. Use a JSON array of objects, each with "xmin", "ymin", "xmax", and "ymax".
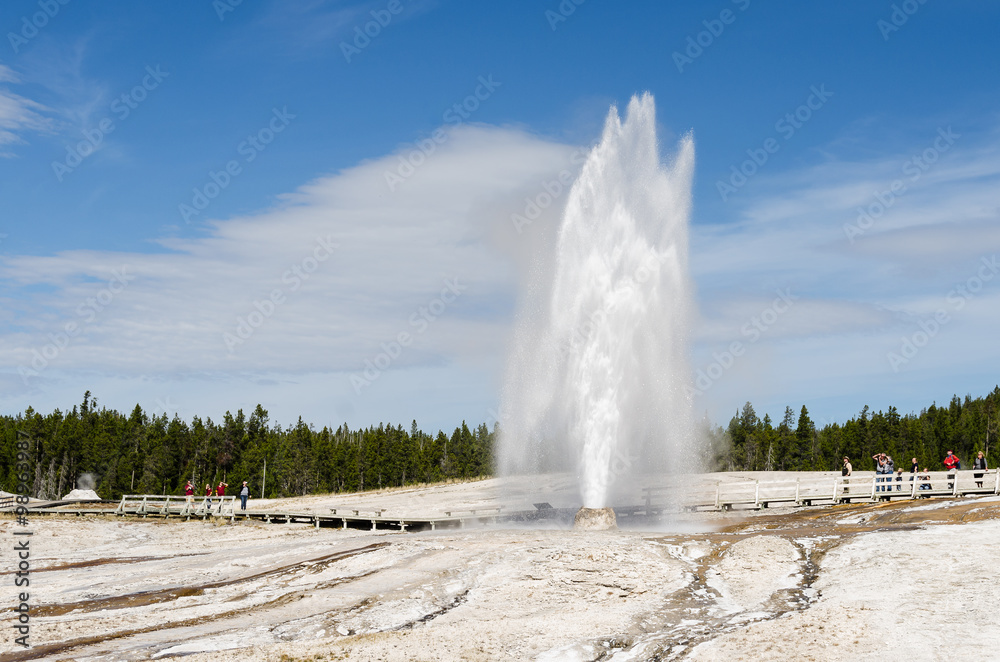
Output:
[
  {"xmin": 3, "ymin": 387, "xmax": 998, "ymax": 500},
  {"xmin": 712, "ymin": 386, "xmax": 1000, "ymax": 473},
  {"xmin": 1, "ymin": 392, "xmax": 494, "ymax": 500}
]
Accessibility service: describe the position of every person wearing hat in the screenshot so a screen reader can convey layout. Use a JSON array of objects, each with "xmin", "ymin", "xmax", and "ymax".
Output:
[
  {"xmin": 184, "ymin": 480, "xmax": 194, "ymax": 505},
  {"xmin": 841, "ymin": 457, "xmax": 852, "ymax": 495},
  {"xmin": 239, "ymin": 481, "xmax": 250, "ymax": 511}
]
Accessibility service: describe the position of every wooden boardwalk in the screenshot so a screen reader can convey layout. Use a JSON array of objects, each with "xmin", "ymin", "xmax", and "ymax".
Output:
[
  {"xmin": 9, "ymin": 469, "xmax": 1000, "ymax": 530},
  {"xmin": 653, "ymin": 469, "xmax": 1000, "ymax": 512},
  {"xmin": 101, "ymin": 494, "xmax": 507, "ymax": 531}
]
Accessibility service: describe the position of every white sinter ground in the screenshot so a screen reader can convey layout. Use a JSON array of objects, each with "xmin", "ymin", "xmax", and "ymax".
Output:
[{"xmin": 4, "ymin": 474, "xmax": 998, "ymax": 661}]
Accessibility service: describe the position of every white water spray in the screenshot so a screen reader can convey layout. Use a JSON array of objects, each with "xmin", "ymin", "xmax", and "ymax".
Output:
[{"xmin": 499, "ymin": 93, "xmax": 695, "ymax": 508}]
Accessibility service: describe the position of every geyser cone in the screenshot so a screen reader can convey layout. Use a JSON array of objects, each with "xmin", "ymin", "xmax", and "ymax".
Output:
[
  {"xmin": 499, "ymin": 93, "xmax": 696, "ymax": 509},
  {"xmin": 574, "ymin": 507, "xmax": 618, "ymax": 531}
]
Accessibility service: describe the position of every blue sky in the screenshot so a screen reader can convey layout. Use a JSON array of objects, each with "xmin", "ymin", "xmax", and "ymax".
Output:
[{"xmin": 1, "ymin": 0, "xmax": 998, "ymax": 433}]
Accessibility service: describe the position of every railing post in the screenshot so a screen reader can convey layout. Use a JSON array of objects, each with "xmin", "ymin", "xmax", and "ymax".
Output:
[
  {"xmin": 714, "ymin": 481, "xmax": 721, "ymax": 511},
  {"xmin": 995, "ymin": 469, "xmax": 1000, "ymax": 495},
  {"xmin": 754, "ymin": 480, "xmax": 760, "ymax": 509},
  {"xmin": 831, "ymin": 478, "xmax": 838, "ymax": 502},
  {"xmin": 794, "ymin": 478, "xmax": 800, "ymax": 506},
  {"xmin": 910, "ymin": 473, "xmax": 918, "ymax": 499},
  {"xmin": 870, "ymin": 474, "xmax": 877, "ymax": 501}
]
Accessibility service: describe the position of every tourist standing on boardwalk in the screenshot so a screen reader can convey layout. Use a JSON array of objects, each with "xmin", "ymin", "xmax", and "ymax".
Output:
[
  {"xmin": 943, "ymin": 450, "xmax": 960, "ymax": 489},
  {"xmin": 877, "ymin": 454, "xmax": 894, "ymax": 495},
  {"xmin": 910, "ymin": 457, "xmax": 918, "ymax": 485},
  {"xmin": 973, "ymin": 451, "xmax": 987, "ymax": 488},
  {"xmin": 239, "ymin": 481, "xmax": 250, "ymax": 511},
  {"xmin": 205, "ymin": 483, "xmax": 213, "ymax": 507},
  {"xmin": 185, "ymin": 480, "xmax": 194, "ymax": 504},
  {"xmin": 872, "ymin": 454, "xmax": 888, "ymax": 492},
  {"xmin": 842, "ymin": 457, "xmax": 852, "ymax": 494},
  {"xmin": 880, "ymin": 455, "xmax": 895, "ymax": 497},
  {"xmin": 216, "ymin": 481, "xmax": 228, "ymax": 497}
]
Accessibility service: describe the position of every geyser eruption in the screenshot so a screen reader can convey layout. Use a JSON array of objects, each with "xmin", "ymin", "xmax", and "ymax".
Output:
[{"xmin": 500, "ymin": 93, "xmax": 695, "ymax": 509}]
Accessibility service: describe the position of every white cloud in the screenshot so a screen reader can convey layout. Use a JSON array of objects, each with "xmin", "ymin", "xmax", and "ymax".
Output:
[
  {"xmin": 0, "ymin": 65, "xmax": 54, "ymax": 156},
  {"xmin": 690, "ymin": 127, "xmax": 1000, "ymax": 424},
  {"xmin": 0, "ymin": 125, "xmax": 577, "ymax": 413},
  {"xmin": 3, "ymin": 115, "xmax": 1000, "ymax": 431}
]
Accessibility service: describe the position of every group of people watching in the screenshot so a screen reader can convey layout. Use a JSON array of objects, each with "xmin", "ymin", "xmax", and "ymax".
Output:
[
  {"xmin": 839, "ymin": 450, "xmax": 990, "ymax": 495},
  {"xmin": 871, "ymin": 453, "xmax": 917, "ymax": 494},
  {"xmin": 184, "ymin": 480, "xmax": 253, "ymax": 510}
]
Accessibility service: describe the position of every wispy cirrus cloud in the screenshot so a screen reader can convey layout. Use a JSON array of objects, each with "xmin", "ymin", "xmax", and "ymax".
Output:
[
  {"xmin": 3, "ymin": 107, "xmax": 999, "ymax": 429},
  {"xmin": 691, "ymin": 124, "xmax": 1000, "ymax": 421},
  {"xmin": 0, "ymin": 124, "xmax": 576, "ymax": 390},
  {"xmin": 0, "ymin": 64, "xmax": 55, "ymax": 156}
]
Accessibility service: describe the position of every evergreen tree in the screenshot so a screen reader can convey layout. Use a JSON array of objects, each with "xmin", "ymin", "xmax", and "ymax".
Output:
[{"xmin": 795, "ymin": 406, "xmax": 816, "ymax": 470}]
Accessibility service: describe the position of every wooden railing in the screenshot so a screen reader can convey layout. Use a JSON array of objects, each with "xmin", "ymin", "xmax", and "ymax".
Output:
[
  {"xmin": 643, "ymin": 469, "xmax": 1000, "ymax": 511},
  {"xmin": 115, "ymin": 494, "xmax": 237, "ymax": 518}
]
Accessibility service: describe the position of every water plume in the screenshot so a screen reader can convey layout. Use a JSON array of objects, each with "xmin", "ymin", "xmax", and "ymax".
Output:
[{"xmin": 499, "ymin": 93, "xmax": 695, "ymax": 508}]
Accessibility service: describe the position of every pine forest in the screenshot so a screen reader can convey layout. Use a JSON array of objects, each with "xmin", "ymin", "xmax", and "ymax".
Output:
[{"xmin": 2, "ymin": 387, "xmax": 999, "ymax": 499}]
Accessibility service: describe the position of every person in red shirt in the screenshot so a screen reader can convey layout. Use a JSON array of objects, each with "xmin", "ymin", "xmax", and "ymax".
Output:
[
  {"xmin": 943, "ymin": 450, "xmax": 960, "ymax": 489},
  {"xmin": 216, "ymin": 481, "xmax": 228, "ymax": 497},
  {"xmin": 205, "ymin": 483, "xmax": 214, "ymax": 508},
  {"xmin": 184, "ymin": 481, "xmax": 194, "ymax": 504}
]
